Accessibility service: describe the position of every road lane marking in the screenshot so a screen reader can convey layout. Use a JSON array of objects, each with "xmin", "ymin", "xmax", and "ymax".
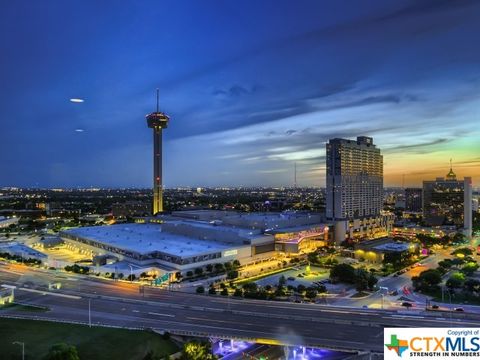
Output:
[
  {"xmin": 18, "ymin": 287, "xmax": 81, "ymax": 299},
  {"xmin": 0, "ymin": 269, "xmax": 24, "ymax": 275},
  {"xmin": 132, "ymin": 309, "xmax": 140, "ymax": 313},
  {"xmin": 148, "ymin": 312, "xmax": 175, "ymax": 318}
]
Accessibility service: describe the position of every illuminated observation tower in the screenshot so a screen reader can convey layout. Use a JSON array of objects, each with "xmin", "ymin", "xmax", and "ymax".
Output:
[{"xmin": 146, "ymin": 89, "xmax": 169, "ymax": 215}]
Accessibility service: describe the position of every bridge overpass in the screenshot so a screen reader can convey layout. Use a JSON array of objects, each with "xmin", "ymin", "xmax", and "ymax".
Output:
[{"xmin": 2, "ymin": 263, "xmax": 480, "ymax": 354}]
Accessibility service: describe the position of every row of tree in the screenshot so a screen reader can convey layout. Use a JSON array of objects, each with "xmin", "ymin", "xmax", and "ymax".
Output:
[
  {"xmin": 183, "ymin": 260, "xmax": 241, "ymax": 280},
  {"xmin": 329, "ymin": 263, "xmax": 378, "ymax": 292}
]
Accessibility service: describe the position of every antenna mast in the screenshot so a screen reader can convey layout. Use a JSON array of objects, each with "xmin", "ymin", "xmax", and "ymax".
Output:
[{"xmin": 294, "ymin": 162, "xmax": 297, "ymax": 188}]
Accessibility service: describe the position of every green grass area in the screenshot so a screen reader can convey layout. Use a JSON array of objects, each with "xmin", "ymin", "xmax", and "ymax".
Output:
[
  {"xmin": 0, "ymin": 318, "xmax": 179, "ymax": 360},
  {"xmin": 0, "ymin": 303, "xmax": 49, "ymax": 312},
  {"xmin": 233, "ymin": 266, "xmax": 293, "ymax": 286}
]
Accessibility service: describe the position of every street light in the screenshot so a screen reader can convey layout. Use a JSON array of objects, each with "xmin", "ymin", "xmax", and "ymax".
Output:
[
  {"xmin": 13, "ymin": 341, "xmax": 24, "ymax": 360},
  {"xmin": 442, "ymin": 286, "xmax": 453, "ymax": 325},
  {"xmin": 88, "ymin": 298, "xmax": 92, "ymax": 328},
  {"xmin": 128, "ymin": 264, "xmax": 133, "ymax": 282}
]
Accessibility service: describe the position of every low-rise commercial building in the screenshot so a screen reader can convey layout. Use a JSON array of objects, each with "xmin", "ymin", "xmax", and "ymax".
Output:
[
  {"xmin": 60, "ymin": 210, "xmax": 329, "ymax": 272},
  {"xmin": 353, "ymin": 237, "xmax": 418, "ymax": 264}
]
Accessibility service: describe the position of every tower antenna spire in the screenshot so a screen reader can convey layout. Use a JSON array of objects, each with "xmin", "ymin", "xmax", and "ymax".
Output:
[
  {"xmin": 156, "ymin": 88, "xmax": 159, "ymax": 112},
  {"xmin": 294, "ymin": 162, "xmax": 297, "ymax": 188},
  {"xmin": 450, "ymin": 158, "xmax": 452, "ymax": 170}
]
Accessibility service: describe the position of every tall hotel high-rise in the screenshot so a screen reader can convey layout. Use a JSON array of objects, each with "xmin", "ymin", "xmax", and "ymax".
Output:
[
  {"xmin": 146, "ymin": 90, "xmax": 169, "ymax": 215},
  {"xmin": 326, "ymin": 136, "xmax": 393, "ymax": 244}
]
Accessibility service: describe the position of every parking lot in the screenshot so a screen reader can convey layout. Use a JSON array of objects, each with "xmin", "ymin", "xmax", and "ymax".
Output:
[{"xmin": 254, "ymin": 265, "xmax": 330, "ymax": 287}]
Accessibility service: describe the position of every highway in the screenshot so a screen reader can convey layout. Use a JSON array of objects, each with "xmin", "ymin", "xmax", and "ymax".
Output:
[{"xmin": 2, "ymin": 262, "xmax": 480, "ymax": 353}]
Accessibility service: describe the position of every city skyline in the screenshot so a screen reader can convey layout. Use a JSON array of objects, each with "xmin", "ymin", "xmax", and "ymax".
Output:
[{"xmin": 1, "ymin": 0, "xmax": 480, "ymax": 188}]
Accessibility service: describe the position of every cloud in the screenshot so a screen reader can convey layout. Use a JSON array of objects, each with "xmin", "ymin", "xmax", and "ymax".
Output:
[
  {"xmin": 212, "ymin": 84, "xmax": 261, "ymax": 98},
  {"xmin": 384, "ymin": 138, "xmax": 450, "ymax": 153}
]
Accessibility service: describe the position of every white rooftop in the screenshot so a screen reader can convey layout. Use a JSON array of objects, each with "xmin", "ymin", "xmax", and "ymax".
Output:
[
  {"xmin": 374, "ymin": 242, "xmax": 411, "ymax": 252},
  {"xmin": 63, "ymin": 223, "xmax": 237, "ymax": 257}
]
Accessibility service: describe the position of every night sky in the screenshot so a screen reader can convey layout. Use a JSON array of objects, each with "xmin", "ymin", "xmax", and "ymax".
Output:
[{"xmin": 1, "ymin": 0, "xmax": 479, "ymax": 188}]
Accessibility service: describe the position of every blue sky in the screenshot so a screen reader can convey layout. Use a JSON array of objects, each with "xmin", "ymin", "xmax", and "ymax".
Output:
[{"xmin": 1, "ymin": 0, "xmax": 479, "ymax": 188}]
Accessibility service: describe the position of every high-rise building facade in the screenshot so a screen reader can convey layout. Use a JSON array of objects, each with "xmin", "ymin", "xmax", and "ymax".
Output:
[
  {"xmin": 405, "ymin": 188, "xmax": 422, "ymax": 212},
  {"xmin": 326, "ymin": 136, "xmax": 383, "ymax": 219},
  {"xmin": 326, "ymin": 136, "xmax": 392, "ymax": 243},
  {"xmin": 422, "ymin": 166, "xmax": 472, "ymax": 238}
]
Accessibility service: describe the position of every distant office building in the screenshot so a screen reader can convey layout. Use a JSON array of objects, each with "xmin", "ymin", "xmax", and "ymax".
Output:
[
  {"xmin": 112, "ymin": 201, "xmax": 150, "ymax": 218},
  {"xmin": 45, "ymin": 203, "xmax": 81, "ymax": 218},
  {"xmin": 405, "ymin": 188, "xmax": 422, "ymax": 212},
  {"xmin": 326, "ymin": 136, "xmax": 393, "ymax": 244},
  {"xmin": 473, "ymin": 198, "xmax": 479, "ymax": 213},
  {"xmin": 422, "ymin": 166, "xmax": 472, "ymax": 238}
]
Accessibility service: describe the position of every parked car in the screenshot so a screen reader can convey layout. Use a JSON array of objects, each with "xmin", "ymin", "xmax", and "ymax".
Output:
[
  {"xmin": 401, "ymin": 302, "xmax": 413, "ymax": 308},
  {"xmin": 454, "ymin": 307, "xmax": 465, "ymax": 312}
]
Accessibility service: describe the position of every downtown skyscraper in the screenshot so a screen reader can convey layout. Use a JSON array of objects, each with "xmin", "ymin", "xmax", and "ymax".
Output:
[{"xmin": 326, "ymin": 136, "xmax": 392, "ymax": 244}]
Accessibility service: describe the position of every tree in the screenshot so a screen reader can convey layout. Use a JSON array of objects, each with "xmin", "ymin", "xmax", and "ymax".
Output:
[
  {"xmin": 465, "ymin": 279, "xmax": 480, "ymax": 293},
  {"xmin": 208, "ymin": 285, "xmax": 216, "ymax": 295},
  {"xmin": 206, "ymin": 264, "xmax": 213, "ymax": 273},
  {"xmin": 367, "ymin": 273, "xmax": 378, "ymax": 290},
  {"xmin": 117, "ymin": 273, "xmax": 124, "ymax": 279},
  {"xmin": 275, "ymin": 285, "xmax": 286, "ymax": 297},
  {"xmin": 243, "ymin": 282, "xmax": 259, "ymax": 298},
  {"xmin": 278, "ymin": 275, "xmax": 287, "ymax": 287},
  {"xmin": 221, "ymin": 288, "xmax": 228, "ymax": 296},
  {"xmin": 175, "ymin": 272, "xmax": 182, "ymax": 281},
  {"xmin": 196, "ymin": 286, "xmax": 205, "ymax": 294},
  {"xmin": 127, "ymin": 274, "xmax": 136, "ymax": 281},
  {"xmin": 232, "ymin": 260, "xmax": 241, "ymax": 269},
  {"xmin": 354, "ymin": 269, "xmax": 369, "ymax": 292},
  {"xmin": 43, "ymin": 343, "xmax": 80, "ymax": 360},
  {"xmin": 214, "ymin": 263, "xmax": 224, "ymax": 273},
  {"xmin": 461, "ymin": 262, "xmax": 479, "ymax": 275},
  {"xmin": 233, "ymin": 288, "xmax": 243, "ymax": 297},
  {"xmin": 412, "ymin": 269, "xmax": 442, "ymax": 293},
  {"xmin": 296, "ymin": 284, "xmax": 306, "ymax": 294},
  {"xmin": 452, "ymin": 232, "xmax": 467, "ymax": 244},
  {"xmin": 226, "ymin": 270, "xmax": 238, "ymax": 280},
  {"xmin": 452, "ymin": 247, "xmax": 473, "ymax": 256},
  {"xmin": 307, "ymin": 252, "xmax": 319, "ymax": 264},
  {"xmin": 446, "ymin": 272, "xmax": 465, "ymax": 291},
  {"xmin": 182, "ymin": 340, "xmax": 217, "ymax": 360},
  {"xmin": 224, "ymin": 262, "xmax": 232, "ymax": 271},
  {"xmin": 305, "ymin": 287, "xmax": 317, "ymax": 300},
  {"xmin": 438, "ymin": 259, "xmax": 453, "ymax": 271},
  {"xmin": 194, "ymin": 267, "xmax": 203, "ymax": 276},
  {"xmin": 186, "ymin": 271, "xmax": 193, "ymax": 277},
  {"xmin": 330, "ymin": 264, "xmax": 356, "ymax": 284},
  {"xmin": 316, "ymin": 284, "xmax": 327, "ymax": 293}
]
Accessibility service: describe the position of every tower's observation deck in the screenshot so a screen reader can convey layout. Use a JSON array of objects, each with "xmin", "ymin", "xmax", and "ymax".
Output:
[
  {"xmin": 147, "ymin": 112, "xmax": 169, "ymax": 129},
  {"xmin": 146, "ymin": 91, "xmax": 169, "ymax": 215}
]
